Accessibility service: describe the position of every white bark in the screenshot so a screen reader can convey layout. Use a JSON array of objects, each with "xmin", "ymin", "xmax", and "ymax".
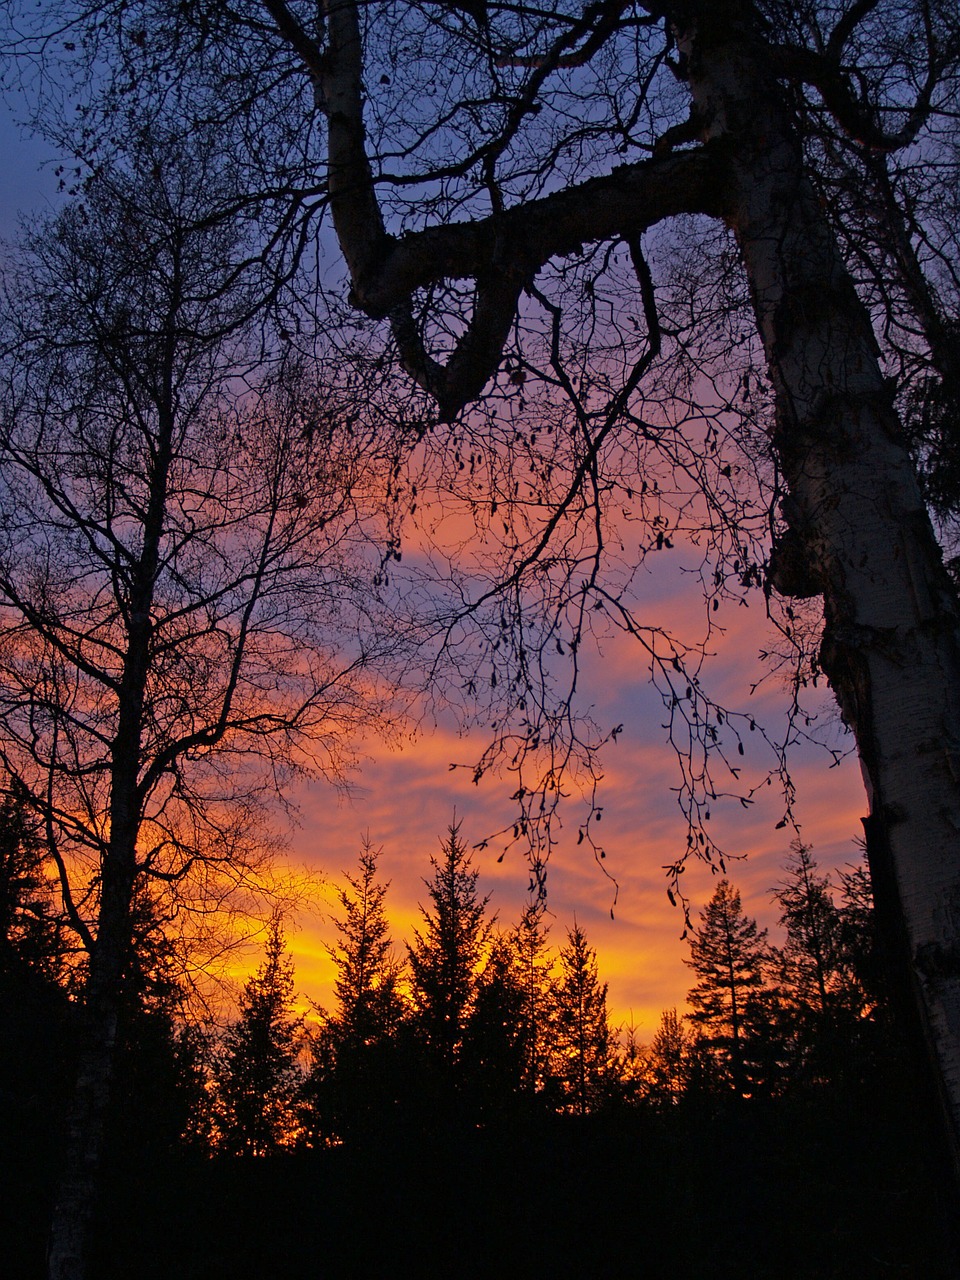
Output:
[
  {"xmin": 262, "ymin": 0, "xmax": 960, "ymax": 1170},
  {"xmin": 682, "ymin": 3, "xmax": 960, "ymax": 1162}
]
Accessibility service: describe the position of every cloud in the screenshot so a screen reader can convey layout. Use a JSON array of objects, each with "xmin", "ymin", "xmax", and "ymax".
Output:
[{"xmin": 281, "ymin": 559, "xmax": 866, "ymax": 1042}]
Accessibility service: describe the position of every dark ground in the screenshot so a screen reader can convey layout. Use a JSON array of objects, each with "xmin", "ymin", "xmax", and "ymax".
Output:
[{"xmin": 6, "ymin": 1092, "xmax": 955, "ymax": 1280}]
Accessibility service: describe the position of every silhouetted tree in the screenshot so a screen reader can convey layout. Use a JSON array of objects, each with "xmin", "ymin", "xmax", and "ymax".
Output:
[
  {"xmin": 549, "ymin": 922, "xmax": 612, "ymax": 1116},
  {"xmin": 0, "ymin": 782, "xmax": 66, "ymax": 982},
  {"xmin": 216, "ymin": 916, "xmax": 304, "ymax": 1156},
  {"xmin": 771, "ymin": 843, "xmax": 856, "ymax": 1085},
  {"xmin": 306, "ymin": 839, "xmax": 407, "ymax": 1143},
  {"xmin": 509, "ymin": 905, "xmax": 555, "ymax": 1099},
  {"xmin": 461, "ymin": 934, "xmax": 528, "ymax": 1118},
  {"xmin": 772, "ymin": 843, "xmax": 841, "ymax": 1026},
  {"xmin": 768, "ymin": 846, "xmax": 896, "ymax": 1090},
  {"xmin": 835, "ymin": 860, "xmax": 887, "ymax": 1022},
  {"xmin": 13, "ymin": 0, "xmax": 960, "ymax": 1197},
  {"xmin": 0, "ymin": 128, "xmax": 408, "ymax": 1277},
  {"xmin": 685, "ymin": 880, "xmax": 774, "ymax": 1096},
  {"xmin": 327, "ymin": 838, "xmax": 406, "ymax": 1046},
  {"xmin": 644, "ymin": 1008, "xmax": 691, "ymax": 1108},
  {"xmin": 0, "ymin": 783, "xmax": 76, "ymax": 1273},
  {"xmin": 408, "ymin": 822, "xmax": 492, "ymax": 1071}
]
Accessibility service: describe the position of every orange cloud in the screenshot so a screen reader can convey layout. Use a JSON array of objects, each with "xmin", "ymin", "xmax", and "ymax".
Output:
[{"xmin": 279, "ymin": 547, "xmax": 866, "ymax": 1042}]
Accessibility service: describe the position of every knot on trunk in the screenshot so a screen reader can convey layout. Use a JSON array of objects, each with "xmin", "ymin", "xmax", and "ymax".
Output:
[{"xmin": 767, "ymin": 524, "xmax": 821, "ymax": 598}]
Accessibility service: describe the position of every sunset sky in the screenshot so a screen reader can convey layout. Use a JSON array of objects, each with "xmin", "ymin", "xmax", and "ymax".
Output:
[
  {"xmin": 0, "ymin": 107, "xmax": 869, "ymax": 1040},
  {"xmin": 287, "ymin": 568, "xmax": 866, "ymax": 1037}
]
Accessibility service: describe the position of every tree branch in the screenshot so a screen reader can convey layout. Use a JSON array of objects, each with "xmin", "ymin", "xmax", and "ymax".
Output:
[{"xmin": 365, "ymin": 146, "xmax": 726, "ymax": 416}]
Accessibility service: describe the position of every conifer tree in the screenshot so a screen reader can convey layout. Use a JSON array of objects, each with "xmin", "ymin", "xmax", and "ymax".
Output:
[
  {"xmin": 408, "ymin": 822, "xmax": 492, "ymax": 1070},
  {"xmin": 106, "ymin": 887, "xmax": 211, "ymax": 1161},
  {"xmin": 771, "ymin": 847, "xmax": 890, "ymax": 1085},
  {"xmin": 462, "ymin": 934, "xmax": 527, "ymax": 1116},
  {"xmin": 216, "ymin": 916, "xmax": 304, "ymax": 1156},
  {"xmin": 0, "ymin": 784, "xmax": 65, "ymax": 982},
  {"xmin": 644, "ymin": 1008, "xmax": 691, "ymax": 1107},
  {"xmin": 510, "ymin": 905, "xmax": 555, "ymax": 1098},
  {"xmin": 835, "ymin": 860, "xmax": 886, "ymax": 1022},
  {"xmin": 327, "ymin": 838, "xmax": 405, "ymax": 1047},
  {"xmin": 685, "ymin": 880, "xmax": 774, "ymax": 1096},
  {"xmin": 306, "ymin": 839, "xmax": 406, "ymax": 1144},
  {"xmin": 549, "ymin": 922, "xmax": 612, "ymax": 1116},
  {"xmin": 772, "ymin": 842, "xmax": 842, "ymax": 1026}
]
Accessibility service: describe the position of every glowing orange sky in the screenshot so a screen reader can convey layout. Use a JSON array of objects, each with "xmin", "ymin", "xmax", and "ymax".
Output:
[
  {"xmin": 284, "ymin": 558, "xmax": 866, "ymax": 1040},
  {"xmin": 0, "ymin": 110, "xmax": 868, "ymax": 1042}
]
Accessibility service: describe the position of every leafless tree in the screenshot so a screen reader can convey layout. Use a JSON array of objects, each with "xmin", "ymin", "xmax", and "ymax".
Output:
[{"xmin": 0, "ymin": 131, "xmax": 411, "ymax": 1278}]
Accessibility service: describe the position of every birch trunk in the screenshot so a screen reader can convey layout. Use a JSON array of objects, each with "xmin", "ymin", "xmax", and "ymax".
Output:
[
  {"xmin": 46, "ymin": 399, "xmax": 172, "ymax": 1280},
  {"xmin": 682, "ymin": 1, "xmax": 960, "ymax": 1166},
  {"xmin": 46, "ymin": 763, "xmax": 143, "ymax": 1280},
  {"xmin": 46, "ymin": 946, "xmax": 126, "ymax": 1280}
]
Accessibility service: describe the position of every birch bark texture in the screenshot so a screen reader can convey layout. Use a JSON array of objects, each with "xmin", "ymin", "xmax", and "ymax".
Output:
[{"xmin": 679, "ymin": 5, "xmax": 960, "ymax": 1150}]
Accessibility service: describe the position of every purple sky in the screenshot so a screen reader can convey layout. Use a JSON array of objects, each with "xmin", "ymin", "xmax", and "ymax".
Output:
[{"xmin": 0, "ymin": 100, "xmax": 868, "ymax": 1035}]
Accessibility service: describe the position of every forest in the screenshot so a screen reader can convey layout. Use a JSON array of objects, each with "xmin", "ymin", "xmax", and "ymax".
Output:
[
  {"xmin": 1, "ymin": 800, "xmax": 953, "ymax": 1276},
  {"xmin": 1, "ymin": 0, "xmax": 960, "ymax": 1275}
]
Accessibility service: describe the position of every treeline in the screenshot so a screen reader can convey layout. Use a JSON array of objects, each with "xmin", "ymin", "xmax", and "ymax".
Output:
[
  {"xmin": 3, "ymin": 795, "xmax": 950, "ymax": 1278},
  {"xmin": 1, "ymin": 800, "xmax": 894, "ymax": 1160},
  {"xmin": 208, "ymin": 830, "xmax": 894, "ymax": 1154}
]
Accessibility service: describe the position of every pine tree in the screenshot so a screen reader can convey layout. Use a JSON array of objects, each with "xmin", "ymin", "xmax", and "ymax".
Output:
[
  {"xmin": 549, "ymin": 922, "xmax": 612, "ymax": 1116},
  {"xmin": 327, "ymin": 837, "xmax": 405, "ymax": 1046},
  {"xmin": 685, "ymin": 880, "xmax": 774, "ymax": 1096},
  {"xmin": 408, "ymin": 822, "xmax": 492, "ymax": 1070},
  {"xmin": 644, "ymin": 1008, "xmax": 691, "ymax": 1107},
  {"xmin": 216, "ymin": 916, "xmax": 304, "ymax": 1155},
  {"xmin": 509, "ymin": 905, "xmax": 555, "ymax": 1098}
]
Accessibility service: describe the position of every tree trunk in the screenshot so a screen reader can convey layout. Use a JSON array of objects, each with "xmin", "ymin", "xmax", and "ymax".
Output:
[
  {"xmin": 46, "ymin": 801, "xmax": 140, "ymax": 1280},
  {"xmin": 682, "ymin": 1, "xmax": 960, "ymax": 1171},
  {"xmin": 46, "ymin": 983, "xmax": 120, "ymax": 1280}
]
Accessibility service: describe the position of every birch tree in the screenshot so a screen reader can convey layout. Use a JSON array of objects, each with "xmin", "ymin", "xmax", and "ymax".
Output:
[
  {"xmin": 10, "ymin": 0, "xmax": 960, "ymax": 1183},
  {"xmin": 0, "ymin": 133, "xmax": 406, "ymax": 1279}
]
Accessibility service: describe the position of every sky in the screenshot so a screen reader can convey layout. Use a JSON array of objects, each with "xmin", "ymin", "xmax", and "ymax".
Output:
[
  {"xmin": 0, "ymin": 101, "xmax": 869, "ymax": 1039},
  {"xmin": 286, "ymin": 566, "xmax": 865, "ymax": 1037}
]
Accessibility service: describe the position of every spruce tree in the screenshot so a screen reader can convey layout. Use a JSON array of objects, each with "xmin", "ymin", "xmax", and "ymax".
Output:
[
  {"xmin": 835, "ymin": 860, "xmax": 886, "ymax": 1021},
  {"xmin": 685, "ymin": 880, "xmax": 774, "ymax": 1096},
  {"xmin": 644, "ymin": 1008, "xmax": 691, "ymax": 1107},
  {"xmin": 327, "ymin": 838, "xmax": 405, "ymax": 1047},
  {"xmin": 461, "ymin": 935, "xmax": 527, "ymax": 1117},
  {"xmin": 772, "ymin": 842, "xmax": 842, "ymax": 1025},
  {"xmin": 771, "ymin": 846, "xmax": 891, "ymax": 1087},
  {"xmin": 216, "ymin": 916, "xmax": 304, "ymax": 1155},
  {"xmin": 510, "ymin": 905, "xmax": 555, "ymax": 1098},
  {"xmin": 307, "ymin": 839, "xmax": 406, "ymax": 1143},
  {"xmin": 408, "ymin": 822, "xmax": 492, "ymax": 1070},
  {"xmin": 549, "ymin": 922, "xmax": 612, "ymax": 1116},
  {"xmin": 0, "ymin": 785, "xmax": 65, "ymax": 982}
]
